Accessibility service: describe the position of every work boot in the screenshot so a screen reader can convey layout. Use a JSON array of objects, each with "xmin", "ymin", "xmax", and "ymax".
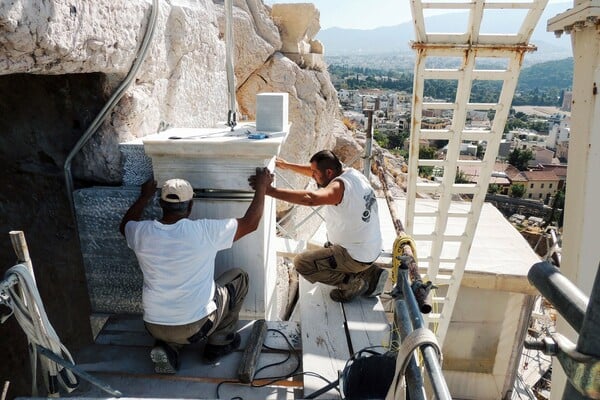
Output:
[
  {"xmin": 356, "ymin": 266, "xmax": 390, "ymax": 297},
  {"xmin": 330, "ymin": 278, "xmax": 368, "ymax": 303},
  {"xmin": 150, "ymin": 341, "xmax": 179, "ymax": 374},
  {"xmin": 365, "ymin": 267, "xmax": 390, "ymax": 298},
  {"xmin": 202, "ymin": 332, "xmax": 241, "ymax": 363}
]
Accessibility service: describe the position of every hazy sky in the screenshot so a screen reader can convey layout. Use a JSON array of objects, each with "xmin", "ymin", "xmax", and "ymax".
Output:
[{"xmin": 264, "ymin": 0, "xmax": 572, "ymax": 30}]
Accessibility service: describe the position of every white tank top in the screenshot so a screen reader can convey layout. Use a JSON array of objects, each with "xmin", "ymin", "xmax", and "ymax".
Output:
[{"xmin": 324, "ymin": 169, "xmax": 382, "ymax": 262}]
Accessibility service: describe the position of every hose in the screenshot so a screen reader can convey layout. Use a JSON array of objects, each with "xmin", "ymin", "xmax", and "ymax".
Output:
[{"xmin": 64, "ymin": 0, "xmax": 159, "ymax": 219}]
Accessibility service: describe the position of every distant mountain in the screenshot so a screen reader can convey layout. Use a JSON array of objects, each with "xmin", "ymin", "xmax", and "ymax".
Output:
[{"xmin": 317, "ymin": 2, "xmax": 572, "ymax": 62}]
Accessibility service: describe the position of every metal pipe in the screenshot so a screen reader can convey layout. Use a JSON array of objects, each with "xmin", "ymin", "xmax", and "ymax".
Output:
[
  {"xmin": 394, "ymin": 298, "xmax": 427, "ymax": 400},
  {"xmin": 562, "ymin": 265, "xmax": 600, "ymax": 400},
  {"xmin": 225, "ymin": 0, "xmax": 237, "ymax": 130},
  {"xmin": 528, "ymin": 261, "xmax": 588, "ymax": 332},
  {"xmin": 64, "ymin": 0, "xmax": 159, "ymax": 219},
  {"xmin": 35, "ymin": 345, "xmax": 122, "ymax": 398},
  {"xmin": 400, "ymin": 266, "xmax": 452, "ymax": 400},
  {"xmin": 363, "ymin": 109, "xmax": 374, "ymax": 179}
]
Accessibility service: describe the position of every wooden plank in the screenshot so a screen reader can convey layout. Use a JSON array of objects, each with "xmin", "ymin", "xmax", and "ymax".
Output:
[
  {"xmin": 70, "ymin": 371, "xmax": 299, "ymax": 399},
  {"xmin": 102, "ymin": 314, "xmax": 146, "ymax": 332},
  {"xmin": 95, "ymin": 330, "xmax": 154, "ymax": 347},
  {"xmin": 342, "ymin": 296, "xmax": 391, "ymax": 355},
  {"xmin": 299, "ymin": 278, "xmax": 349, "ymax": 399},
  {"xmin": 76, "ymin": 343, "xmax": 298, "ymax": 381},
  {"xmin": 98, "ymin": 316, "xmax": 301, "ymax": 350}
]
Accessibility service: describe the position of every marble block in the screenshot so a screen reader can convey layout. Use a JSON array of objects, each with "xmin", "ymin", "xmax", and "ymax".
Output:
[{"xmin": 140, "ymin": 122, "xmax": 288, "ymax": 190}]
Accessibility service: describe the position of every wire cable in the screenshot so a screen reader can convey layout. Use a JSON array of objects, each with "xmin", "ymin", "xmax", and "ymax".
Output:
[{"xmin": 215, "ymin": 328, "xmax": 338, "ymax": 399}]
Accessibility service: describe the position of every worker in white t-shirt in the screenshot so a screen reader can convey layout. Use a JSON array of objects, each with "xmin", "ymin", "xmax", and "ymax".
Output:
[
  {"xmin": 254, "ymin": 150, "xmax": 388, "ymax": 303},
  {"xmin": 119, "ymin": 168, "xmax": 271, "ymax": 374}
]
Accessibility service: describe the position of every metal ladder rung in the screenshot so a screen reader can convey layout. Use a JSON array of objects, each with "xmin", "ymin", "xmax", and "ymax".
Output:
[
  {"xmin": 457, "ymin": 159, "xmax": 486, "ymax": 166},
  {"xmin": 441, "ymin": 234, "xmax": 469, "ymax": 242},
  {"xmin": 462, "ymin": 131, "xmax": 494, "ymax": 141},
  {"xmin": 424, "ymin": 313, "xmax": 443, "ymax": 321},
  {"xmin": 420, "ymin": 256, "xmax": 462, "ymax": 264},
  {"xmin": 412, "ymin": 234, "xmax": 438, "ymax": 241},
  {"xmin": 413, "ymin": 234, "xmax": 468, "ymax": 242},
  {"xmin": 451, "ymin": 184, "xmax": 479, "ymax": 194},
  {"xmin": 418, "ymin": 159, "xmax": 445, "ymax": 167},
  {"xmin": 415, "ymin": 182, "xmax": 442, "ymax": 193},
  {"xmin": 447, "ymin": 211, "xmax": 472, "ymax": 217},
  {"xmin": 419, "ymin": 130, "xmax": 453, "ymax": 140},
  {"xmin": 423, "ymin": 69, "xmax": 461, "ymax": 79},
  {"xmin": 434, "ymin": 274, "xmax": 454, "ymax": 284},
  {"xmin": 413, "ymin": 211, "xmax": 472, "ymax": 219},
  {"xmin": 472, "ymin": 70, "xmax": 510, "ymax": 80},
  {"xmin": 413, "ymin": 211, "xmax": 440, "ymax": 218},
  {"xmin": 466, "ymin": 103, "xmax": 500, "ymax": 110},
  {"xmin": 418, "ymin": 158, "xmax": 485, "ymax": 167},
  {"xmin": 422, "ymin": 102, "xmax": 455, "ymax": 110}
]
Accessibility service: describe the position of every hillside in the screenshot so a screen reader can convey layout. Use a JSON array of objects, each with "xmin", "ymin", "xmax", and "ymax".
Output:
[
  {"xmin": 329, "ymin": 58, "xmax": 573, "ymax": 106},
  {"xmin": 518, "ymin": 58, "xmax": 574, "ymax": 90},
  {"xmin": 318, "ymin": 2, "xmax": 572, "ymax": 66}
]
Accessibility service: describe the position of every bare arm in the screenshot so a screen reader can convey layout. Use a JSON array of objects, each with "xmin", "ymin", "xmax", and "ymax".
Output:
[
  {"xmin": 265, "ymin": 179, "xmax": 344, "ymax": 207},
  {"xmin": 275, "ymin": 157, "xmax": 313, "ymax": 177},
  {"xmin": 234, "ymin": 167, "xmax": 273, "ymax": 241},
  {"xmin": 119, "ymin": 179, "xmax": 157, "ymax": 236}
]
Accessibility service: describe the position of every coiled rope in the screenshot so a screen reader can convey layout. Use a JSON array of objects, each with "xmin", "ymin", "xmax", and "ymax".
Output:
[{"xmin": 1, "ymin": 264, "xmax": 78, "ymax": 395}]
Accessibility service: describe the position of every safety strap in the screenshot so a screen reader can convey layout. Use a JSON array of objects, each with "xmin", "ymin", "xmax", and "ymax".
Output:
[{"xmin": 385, "ymin": 328, "xmax": 442, "ymax": 400}]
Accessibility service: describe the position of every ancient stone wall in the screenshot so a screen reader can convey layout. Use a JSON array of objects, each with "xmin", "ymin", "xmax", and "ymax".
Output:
[{"xmin": 0, "ymin": 1, "xmax": 353, "ymax": 395}]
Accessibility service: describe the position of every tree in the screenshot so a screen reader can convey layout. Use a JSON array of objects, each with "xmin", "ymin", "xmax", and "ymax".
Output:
[
  {"xmin": 455, "ymin": 169, "xmax": 471, "ymax": 184},
  {"xmin": 510, "ymin": 183, "xmax": 526, "ymax": 198},
  {"xmin": 373, "ymin": 129, "xmax": 388, "ymax": 148},
  {"xmin": 418, "ymin": 146, "xmax": 437, "ymax": 177},
  {"xmin": 508, "ymin": 148, "xmax": 534, "ymax": 171},
  {"xmin": 488, "ymin": 184, "xmax": 500, "ymax": 194}
]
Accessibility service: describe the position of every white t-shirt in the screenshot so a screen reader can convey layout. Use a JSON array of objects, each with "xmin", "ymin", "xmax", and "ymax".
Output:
[
  {"xmin": 325, "ymin": 169, "xmax": 382, "ymax": 263},
  {"xmin": 125, "ymin": 218, "xmax": 237, "ymax": 325}
]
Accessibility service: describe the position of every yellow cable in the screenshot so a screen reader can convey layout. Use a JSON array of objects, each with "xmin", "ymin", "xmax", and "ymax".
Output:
[{"xmin": 391, "ymin": 234, "xmax": 418, "ymax": 283}]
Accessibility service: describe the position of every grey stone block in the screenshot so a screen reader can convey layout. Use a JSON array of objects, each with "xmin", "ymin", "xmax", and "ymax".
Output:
[
  {"xmin": 119, "ymin": 142, "xmax": 154, "ymax": 186},
  {"xmin": 74, "ymin": 187, "xmax": 160, "ymax": 314}
]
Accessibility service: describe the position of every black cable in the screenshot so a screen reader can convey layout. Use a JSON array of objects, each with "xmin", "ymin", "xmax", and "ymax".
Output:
[{"xmin": 215, "ymin": 328, "xmax": 340, "ymax": 399}]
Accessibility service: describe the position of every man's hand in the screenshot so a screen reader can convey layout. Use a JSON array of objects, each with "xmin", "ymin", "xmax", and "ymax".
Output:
[
  {"xmin": 248, "ymin": 167, "xmax": 273, "ymax": 193},
  {"xmin": 120, "ymin": 179, "xmax": 157, "ymax": 236},
  {"xmin": 275, "ymin": 157, "xmax": 287, "ymax": 170},
  {"xmin": 140, "ymin": 179, "xmax": 157, "ymax": 200}
]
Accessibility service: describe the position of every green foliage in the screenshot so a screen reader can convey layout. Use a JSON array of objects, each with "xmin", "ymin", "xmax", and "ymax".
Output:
[
  {"xmin": 419, "ymin": 146, "xmax": 437, "ymax": 159},
  {"xmin": 510, "ymin": 183, "xmax": 526, "ymax": 198},
  {"xmin": 455, "ymin": 170, "xmax": 471, "ymax": 184},
  {"xmin": 373, "ymin": 129, "xmax": 388, "ymax": 148},
  {"xmin": 488, "ymin": 184, "xmax": 500, "ymax": 194},
  {"xmin": 476, "ymin": 144, "xmax": 485, "ymax": 159},
  {"xmin": 546, "ymin": 189, "xmax": 565, "ymax": 228},
  {"xmin": 517, "ymin": 58, "xmax": 573, "ymax": 91},
  {"xmin": 328, "ymin": 58, "xmax": 573, "ymax": 106},
  {"xmin": 508, "ymin": 148, "xmax": 534, "ymax": 171},
  {"xmin": 418, "ymin": 146, "xmax": 437, "ymax": 177}
]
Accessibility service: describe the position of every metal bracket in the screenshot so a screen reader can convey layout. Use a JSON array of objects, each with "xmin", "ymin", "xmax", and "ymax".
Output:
[{"xmin": 525, "ymin": 333, "xmax": 600, "ymax": 399}]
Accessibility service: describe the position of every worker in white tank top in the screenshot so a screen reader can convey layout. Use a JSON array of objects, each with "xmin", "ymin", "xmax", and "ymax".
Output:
[{"xmin": 257, "ymin": 150, "xmax": 388, "ymax": 303}]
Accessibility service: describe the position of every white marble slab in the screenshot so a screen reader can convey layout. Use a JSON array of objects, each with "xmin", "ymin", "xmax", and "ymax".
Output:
[{"xmin": 142, "ymin": 122, "xmax": 289, "ymax": 190}]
